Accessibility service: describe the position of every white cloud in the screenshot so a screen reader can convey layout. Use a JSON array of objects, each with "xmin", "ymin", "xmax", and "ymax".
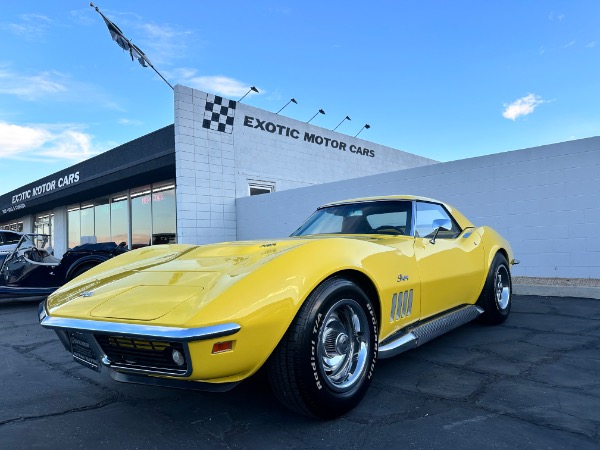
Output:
[
  {"xmin": 548, "ymin": 12, "xmax": 565, "ymax": 21},
  {"xmin": 0, "ymin": 67, "xmax": 68, "ymax": 100},
  {"xmin": 0, "ymin": 66, "xmax": 123, "ymax": 110},
  {"xmin": 586, "ymin": 41, "xmax": 597, "ymax": 48},
  {"xmin": 3, "ymin": 14, "xmax": 52, "ymax": 39},
  {"xmin": 118, "ymin": 118, "xmax": 143, "ymax": 126},
  {"xmin": 563, "ymin": 40, "xmax": 576, "ymax": 48},
  {"xmin": 0, "ymin": 122, "xmax": 51, "ymax": 157},
  {"xmin": 136, "ymin": 23, "xmax": 193, "ymax": 65},
  {"xmin": 0, "ymin": 122, "xmax": 99, "ymax": 162},
  {"xmin": 502, "ymin": 94, "xmax": 545, "ymax": 121},
  {"xmin": 170, "ymin": 68, "xmax": 263, "ymax": 98}
]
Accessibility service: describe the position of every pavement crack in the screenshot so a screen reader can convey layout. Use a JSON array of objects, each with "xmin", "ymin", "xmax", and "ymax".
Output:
[{"xmin": 0, "ymin": 399, "xmax": 119, "ymax": 427}]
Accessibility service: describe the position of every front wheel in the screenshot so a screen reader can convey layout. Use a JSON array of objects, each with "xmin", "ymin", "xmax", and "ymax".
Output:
[
  {"xmin": 477, "ymin": 253, "xmax": 512, "ymax": 324},
  {"xmin": 268, "ymin": 278, "xmax": 378, "ymax": 419}
]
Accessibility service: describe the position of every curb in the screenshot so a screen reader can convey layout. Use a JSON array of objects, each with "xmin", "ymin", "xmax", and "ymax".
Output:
[{"xmin": 514, "ymin": 284, "xmax": 600, "ymax": 300}]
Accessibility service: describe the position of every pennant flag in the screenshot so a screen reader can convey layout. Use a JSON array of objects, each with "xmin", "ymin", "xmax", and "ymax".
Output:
[
  {"xmin": 130, "ymin": 43, "xmax": 150, "ymax": 68},
  {"xmin": 90, "ymin": 3, "xmax": 173, "ymax": 89},
  {"xmin": 100, "ymin": 16, "xmax": 130, "ymax": 52},
  {"xmin": 93, "ymin": 4, "xmax": 150, "ymax": 68}
]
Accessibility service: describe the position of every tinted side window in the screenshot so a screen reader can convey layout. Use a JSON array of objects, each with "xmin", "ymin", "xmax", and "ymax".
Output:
[
  {"xmin": 3, "ymin": 233, "xmax": 21, "ymax": 244},
  {"xmin": 415, "ymin": 202, "xmax": 460, "ymax": 239}
]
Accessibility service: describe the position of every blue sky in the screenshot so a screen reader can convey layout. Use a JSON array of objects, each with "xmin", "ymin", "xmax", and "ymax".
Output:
[{"xmin": 1, "ymin": 1, "xmax": 599, "ymax": 194}]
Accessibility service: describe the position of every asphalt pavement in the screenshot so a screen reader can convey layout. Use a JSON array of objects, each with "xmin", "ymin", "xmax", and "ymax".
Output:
[{"xmin": 1, "ymin": 294, "xmax": 599, "ymax": 449}]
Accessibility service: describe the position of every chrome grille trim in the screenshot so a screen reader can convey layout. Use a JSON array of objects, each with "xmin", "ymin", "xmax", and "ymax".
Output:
[{"xmin": 95, "ymin": 334, "xmax": 189, "ymax": 376}]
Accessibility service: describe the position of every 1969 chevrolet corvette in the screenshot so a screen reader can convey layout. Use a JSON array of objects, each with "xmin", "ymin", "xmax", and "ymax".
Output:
[{"xmin": 39, "ymin": 195, "xmax": 517, "ymax": 418}]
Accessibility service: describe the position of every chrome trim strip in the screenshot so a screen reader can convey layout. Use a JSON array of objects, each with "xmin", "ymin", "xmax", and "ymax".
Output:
[
  {"xmin": 407, "ymin": 290, "xmax": 413, "ymax": 316},
  {"xmin": 40, "ymin": 316, "xmax": 241, "ymax": 342},
  {"xmin": 401, "ymin": 291, "xmax": 408, "ymax": 318},
  {"xmin": 378, "ymin": 332, "xmax": 417, "ymax": 359},
  {"xmin": 395, "ymin": 293, "xmax": 402, "ymax": 320},
  {"xmin": 511, "ymin": 259, "xmax": 520, "ymax": 265},
  {"xmin": 378, "ymin": 304, "xmax": 484, "ymax": 360},
  {"xmin": 410, "ymin": 200, "xmax": 417, "ymax": 237},
  {"xmin": 390, "ymin": 293, "xmax": 397, "ymax": 322}
]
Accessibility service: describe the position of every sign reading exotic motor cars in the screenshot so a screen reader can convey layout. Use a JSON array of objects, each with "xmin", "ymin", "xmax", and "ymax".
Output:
[
  {"xmin": 243, "ymin": 116, "xmax": 376, "ymax": 158},
  {"xmin": 2, "ymin": 171, "xmax": 81, "ymax": 215}
]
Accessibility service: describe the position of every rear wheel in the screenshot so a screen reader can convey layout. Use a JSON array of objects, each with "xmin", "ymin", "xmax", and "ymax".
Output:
[
  {"xmin": 268, "ymin": 278, "xmax": 378, "ymax": 419},
  {"xmin": 477, "ymin": 253, "xmax": 512, "ymax": 324},
  {"xmin": 68, "ymin": 263, "xmax": 98, "ymax": 281}
]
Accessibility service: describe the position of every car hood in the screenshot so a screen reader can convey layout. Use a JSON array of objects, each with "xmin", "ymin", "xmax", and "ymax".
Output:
[
  {"xmin": 46, "ymin": 234, "xmax": 402, "ymax": 324},
  {"xmin": 46, "ymin": 239, "xmax": 310, "ymax": 321}
]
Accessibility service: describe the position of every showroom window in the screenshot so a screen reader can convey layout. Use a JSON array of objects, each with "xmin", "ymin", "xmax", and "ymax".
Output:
[
  {"xmin": 151, "ymin": 182, "xmax": 177, "ymax": 245},
  {"xmin": 110, "ymin": 191, "xmax": 129, "ymax": 246},
  {"xmin": 131, "ymin": 186, "xmax": 152, "ymax": 248},
  {"xmin": 0, "ymin": 221, "xmax": 24, "ymax": 232},
  {"xmin": 67, "ymin": 206, "xmax": 81, "ymax": 249},
  {"xmin": 34, "ymin": 212, "xmax": 54, "ymax": 252},
  {"xmin": 66, "ymin": 181, "xmax": 176, "ymax": 249}
]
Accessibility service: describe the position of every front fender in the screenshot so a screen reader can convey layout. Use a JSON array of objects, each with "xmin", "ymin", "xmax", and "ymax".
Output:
[{"xmin": 176, "ymin": 238, "xmax": 414, "ymax": 383}]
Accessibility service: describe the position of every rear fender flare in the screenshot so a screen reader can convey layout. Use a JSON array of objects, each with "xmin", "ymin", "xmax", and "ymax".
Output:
[{"xmin": 66, "ymin": 255, "xmax": 109, "ymax": 280}]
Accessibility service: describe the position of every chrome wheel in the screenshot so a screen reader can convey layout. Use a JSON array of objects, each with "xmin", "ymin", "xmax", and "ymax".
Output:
[
  {"xmin": 495, "ymin": 265, "xmax": 511, "ymax": 310},
  {"xmin": 317, "ymin": 298, "xmax": 370, "ymax": 392}
]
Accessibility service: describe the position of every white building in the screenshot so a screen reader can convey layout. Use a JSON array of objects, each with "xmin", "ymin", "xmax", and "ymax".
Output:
[{"xmin": 0, "ymin": 85, "xmax": 436, "ymax": 256}]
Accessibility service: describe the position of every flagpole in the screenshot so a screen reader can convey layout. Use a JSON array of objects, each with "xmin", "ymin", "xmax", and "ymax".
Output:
[{"xmin": 90, "ymin": 3, "xmax": 174, "ymax": 90}]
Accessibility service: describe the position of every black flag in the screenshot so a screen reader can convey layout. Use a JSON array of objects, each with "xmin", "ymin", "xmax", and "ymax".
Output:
[
  {"xmin": 93, "ymin": 4, "xmax": 150, "ymax": 68},
  {"xmin": 90, "ymin": 3, "xmax": 173, "ymax": 89}
]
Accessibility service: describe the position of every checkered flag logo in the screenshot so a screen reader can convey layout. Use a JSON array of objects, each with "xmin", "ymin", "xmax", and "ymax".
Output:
[{"xmin": 202, "ymin": 94, "xmax": 236, "ymax": 133}]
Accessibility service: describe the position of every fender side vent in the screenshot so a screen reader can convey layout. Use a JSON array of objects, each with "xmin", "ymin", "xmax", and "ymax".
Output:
[{"xmin": 390, "ymin": 289, "xmax": 413, "ymax": 322}]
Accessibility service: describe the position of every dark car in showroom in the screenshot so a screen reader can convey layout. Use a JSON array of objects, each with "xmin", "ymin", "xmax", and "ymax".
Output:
[{"xmin": 0, "ymin": 234, "xmax": 128, "ymax": 300}]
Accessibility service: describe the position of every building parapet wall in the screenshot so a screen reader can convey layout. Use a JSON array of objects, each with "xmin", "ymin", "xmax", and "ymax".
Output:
[
  {"xmin": 236, "ymin": 137, "xmax": 600, "ymax": 279},
  {"xmin": 174, "ymin": 85, "xmax": 436, "ymax": 245}
]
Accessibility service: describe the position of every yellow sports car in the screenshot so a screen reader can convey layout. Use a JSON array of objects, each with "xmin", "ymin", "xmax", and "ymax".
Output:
[{"xmin": 39, "ymin": 195, "xmax": 517, "ymax": 418}]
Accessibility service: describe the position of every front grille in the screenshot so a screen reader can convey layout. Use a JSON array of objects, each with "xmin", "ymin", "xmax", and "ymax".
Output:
[{"xmin": 94, "ymin": 335, "xmax": 189, "ymax": 375}]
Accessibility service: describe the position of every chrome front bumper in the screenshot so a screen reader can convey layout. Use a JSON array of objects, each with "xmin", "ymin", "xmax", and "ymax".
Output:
[{"xmin": 38, "ymin": 300, "xmax": 241, "ymax": 391}]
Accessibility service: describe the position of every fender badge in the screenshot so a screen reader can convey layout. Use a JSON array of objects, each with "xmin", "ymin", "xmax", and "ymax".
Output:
[
  {"xmin": 397, "ymin": 274, "xmax": 409, "ymax": 282},
  {"xmin": 80, "ymin": 291, "xmax": 94, "ymax": 298}
]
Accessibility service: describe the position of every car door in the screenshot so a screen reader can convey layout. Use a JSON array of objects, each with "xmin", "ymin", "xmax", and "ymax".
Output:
[
  {"xmin": 413, "ymin": 201, "xmax": 484, "ymax": 319},
  {"xmin": 362, "ymin": 201, "xmax": 422, "ymax": 335}
]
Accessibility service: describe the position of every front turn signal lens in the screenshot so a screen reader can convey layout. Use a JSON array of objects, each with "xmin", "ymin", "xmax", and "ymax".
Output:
[{"xmin": 212, "ymin": 341, "xmax": 234, "ymax": 354}]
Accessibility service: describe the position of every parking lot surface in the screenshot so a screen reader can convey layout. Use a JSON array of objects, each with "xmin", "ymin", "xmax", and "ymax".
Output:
[{"xmin": 1, "ymin": 294, "xmax": 599, "ymax": 449}]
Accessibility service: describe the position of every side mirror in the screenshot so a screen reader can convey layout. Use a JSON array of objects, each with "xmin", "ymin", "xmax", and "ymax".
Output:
[
  {"xmin": 432, "ymin": 219, "xmax": 452, "ymax": 231},
  {"xmin": 429, "ymin": 219, "xmax": 452, "ymax": 244}
]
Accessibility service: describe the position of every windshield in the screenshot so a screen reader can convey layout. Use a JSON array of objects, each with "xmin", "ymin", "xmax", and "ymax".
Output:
[
  {"xmin": 16, "ymin": 234, "xmax": 51, "ymax": 252},
  {"xmin": 291, "ymin": 201, "xmax": 412, "ymax": 237},
  {"xmin": 2, "ymin": 234, "xmax": 58, "ymax": 266}
]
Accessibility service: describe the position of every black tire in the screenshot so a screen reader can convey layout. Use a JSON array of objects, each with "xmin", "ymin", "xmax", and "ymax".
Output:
[
  {"xmin": 477, "ymin": 253, "xmax": 512, "ymax": 325},
  {"xmin": 68, "ymin": 263, "xmax": 98, "ymax": 281},
  {"xmin": 268, "ymin": 277, "xmax": 378, "ymax": 419}
]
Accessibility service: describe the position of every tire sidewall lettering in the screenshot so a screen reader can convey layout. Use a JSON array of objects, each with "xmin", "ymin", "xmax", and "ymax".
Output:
[{"xmin": 308, "ymin": 283, "xmax": 378, "ymax": 393}]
